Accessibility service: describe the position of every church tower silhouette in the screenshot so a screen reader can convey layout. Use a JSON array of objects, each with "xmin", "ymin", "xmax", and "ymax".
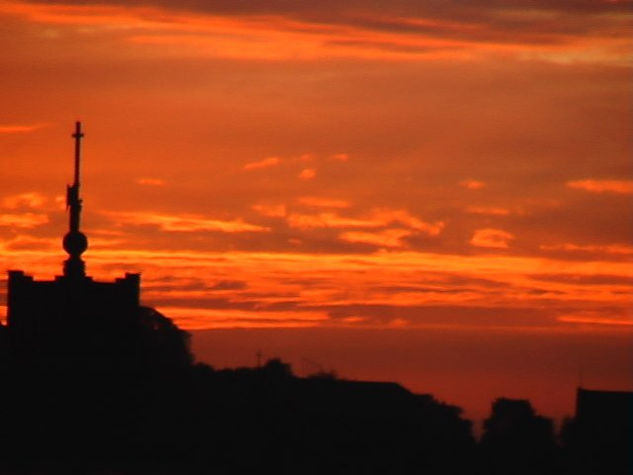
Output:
[{"xmin": 6, "ymin": 122, "xmax": 142, "ymax": 371}]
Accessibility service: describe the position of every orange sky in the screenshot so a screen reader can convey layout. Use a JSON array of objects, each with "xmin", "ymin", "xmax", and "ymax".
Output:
[{"xmin": 1, "ymin": 0, "xmax": 632, "ymax": 422}]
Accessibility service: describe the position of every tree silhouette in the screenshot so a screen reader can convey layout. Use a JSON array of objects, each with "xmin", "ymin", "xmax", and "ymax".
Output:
[{"xmin": 480, "ymin": 398, "xmax": 557, "ymax": 475}]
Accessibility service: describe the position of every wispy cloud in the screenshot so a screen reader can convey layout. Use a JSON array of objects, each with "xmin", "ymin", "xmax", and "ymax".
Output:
[
  {"xmin": 371, "ymin": 209, "xmax": 444, "ymax": 235},
  {"xmin": 287, "ymin": 208, "xmax": 443, "ymax": 236},
  {"xmin": 243, "ymin": 156, "xmax": 281, "ymax": 171},
  {"xmin": 340, "ymin": 228, "xmax": 412, "ymax": 248},
  {"xmin": 288, "ymin": 212, "xmax": 378, "ymax": 230},
  {"xmin": 252, "ymin": 203, "xmax": 287, "ymax": 217},
  {"xmin": 298, "ymin": 168, "xmax": 316, "ymax": 180},
  {"xmin": 558, "ymin": 315, "xmax": 633, "ymax": 327},
  {"xmin": 0, "ymin": 123, "xmax": 46, "ymax": 134},
  {"xmin": 297, "ymin": 196, "xmax": 350, "ymax": 209},
  {"xmin": 0, "ymin": 234, "xmax": 57, "ymax": 252},
  {"xmin": 105, "ymin": 211, "xmax": 269, "ymax": 233},
  {"xmin": 0, "ymin": 212, "xmax": 49, "ymax": 228},
  {"xmin": 136, "ymin": 177, "xmax": 165, "ymax": 186},
  {"xmin": 470, "ymin": 228, "xmax": 514, "ymax": 249},
  {"xmin": 567, "ymin": 179, "xmax": 633, "ymax": 195},
  {"xmin": 330, "ymin": 153, "xmax": 350, "ymax": 161},
  {"xmin": 540, "ymin": 243, "xmax": 633, "ymax": 256},
  {"xmin": 460, "ymin": 179, "xmax": 486, "ymax": 190},
  {"xmin": 466, "ymin": 206, "xmax": 510, "ymax": 216},
  {"xmin": 2, "ymin": 192, "xmax": 47, "ymax": 209}
]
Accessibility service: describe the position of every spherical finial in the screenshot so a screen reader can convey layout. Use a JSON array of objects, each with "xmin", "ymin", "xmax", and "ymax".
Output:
[{"xmin": 63, "ymin": 231, "xmax": 88, "ymax": 257}]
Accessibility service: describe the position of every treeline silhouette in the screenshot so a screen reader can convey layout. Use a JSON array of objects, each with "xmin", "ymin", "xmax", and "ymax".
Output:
[{"xmin": 0, "ymin": 307, "xmax": 629, "ymax": 475}]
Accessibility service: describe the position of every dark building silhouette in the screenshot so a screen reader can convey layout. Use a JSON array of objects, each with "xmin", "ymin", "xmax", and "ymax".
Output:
[
  {"xmin": 561, "ymin": 387, "xmax": 633, "ymax": 475},
  {"xmin": 6, "ymin": 122, "xmax": 142, "ymax": 371},
  {"xmin": 574, "ymin": 387, "xmax": 633, "ymax": 441}
]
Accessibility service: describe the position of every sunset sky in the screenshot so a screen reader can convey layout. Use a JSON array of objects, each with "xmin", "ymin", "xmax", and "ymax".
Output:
[{"xmin": 1, "ymin": 0, "xmax": 632, "ymax": 423}]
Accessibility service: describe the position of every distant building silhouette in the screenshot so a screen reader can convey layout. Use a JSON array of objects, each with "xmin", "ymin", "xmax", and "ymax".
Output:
[
  {"xmin": 562, "ymin": 387, "xmax": 633, "ymax": 474},
  {"xmin": 6, "ymin": 122, "xmax": 142, "ymax": 371},
  {"xmin": 574, "ymin": 387, "xmax": 633, "ymax": 440}
]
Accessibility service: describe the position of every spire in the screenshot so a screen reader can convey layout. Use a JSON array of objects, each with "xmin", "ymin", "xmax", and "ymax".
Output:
[{"xmin": 63, "ymin": 121, "xmax": 88, "ymax": 278}]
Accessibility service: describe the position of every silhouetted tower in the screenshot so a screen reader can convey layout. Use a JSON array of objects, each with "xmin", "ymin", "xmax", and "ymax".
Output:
[
  {"xmin": 63, "ymin": 121, "xmax": 88, "ymax": 278},
  {"xmin": 6, "ymin": 122, "xmax": 141, "ymax": 371}
]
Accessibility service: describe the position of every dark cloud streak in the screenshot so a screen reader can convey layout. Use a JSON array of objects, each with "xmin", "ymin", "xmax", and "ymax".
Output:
[{"xmin": 18, "ymin": 0, "xmax": 632, "ymax": 47}]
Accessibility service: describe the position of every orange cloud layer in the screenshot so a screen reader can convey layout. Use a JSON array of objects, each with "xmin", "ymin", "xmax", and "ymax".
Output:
[
  {"xmin": 567, "ymin": 179, "xmax": 633, "ymax": 194},
  {"xmin": 1, "ymin": 1, "xmax": 629, "ymax": 63},
  {"xmin": 105, "ymin": 211, "xmax": 269, "ymax": 233},
  {"xmin": 3, "ymin": 241, "xmax": 631, "ymax": 329}
]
